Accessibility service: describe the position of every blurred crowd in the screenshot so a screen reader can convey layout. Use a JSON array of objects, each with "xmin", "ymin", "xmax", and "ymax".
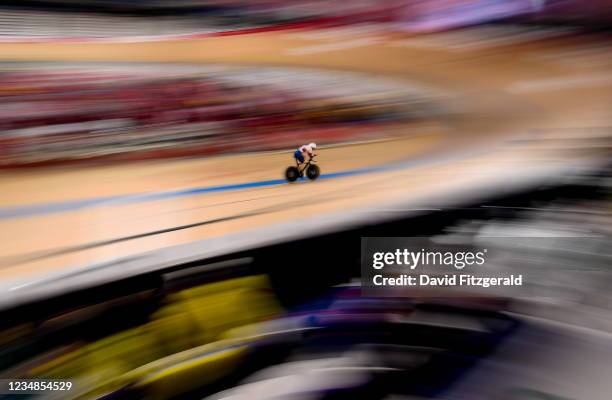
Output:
[
  {"xmin": 0, "ymin": 9, "xmax": 251, "ymax": 38},
  {"xmin": 0, "ymin": 65, "xmax": 429, "ymax": 167},
  {"xmin": 1, "ymin": 0, "xmax": 611, "ymax": 40},
  {"xmin": 0, "ymin": 1, "xmax": 389, "ymax": 39}
]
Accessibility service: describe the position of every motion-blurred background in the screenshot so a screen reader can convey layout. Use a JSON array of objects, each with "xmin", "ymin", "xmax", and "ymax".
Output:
[{"xmin": 0, "ymin": 1, "xmax": 610, "ymax": 399}]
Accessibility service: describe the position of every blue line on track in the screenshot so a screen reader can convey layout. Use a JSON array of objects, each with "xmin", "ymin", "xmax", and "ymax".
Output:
[
  {"xmin": 0, "ymin": 164, "xmax": 389, "ymax": 220},
  {"xmin": 2, "ymin": 141, "xmax": 474, "ymax": 221}
]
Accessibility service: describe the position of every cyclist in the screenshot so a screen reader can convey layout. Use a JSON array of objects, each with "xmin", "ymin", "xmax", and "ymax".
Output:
[{"xmin": 294, "ymin": 142, "xmax": 317, "ymax": 167}]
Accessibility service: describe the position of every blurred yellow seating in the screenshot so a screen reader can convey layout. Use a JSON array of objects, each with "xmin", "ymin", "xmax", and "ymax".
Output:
[{"xmin": 29, "ymin": 275, "xmax": 282, "ymax": 399}]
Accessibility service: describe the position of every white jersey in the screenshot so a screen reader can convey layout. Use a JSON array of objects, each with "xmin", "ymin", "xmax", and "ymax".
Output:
[{"xmin": 299, "ymin": 144, "xmax": 315, "ymax": 157}]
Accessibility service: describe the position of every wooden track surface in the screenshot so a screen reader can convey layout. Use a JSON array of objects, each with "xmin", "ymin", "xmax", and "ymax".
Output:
[{"xmin": 0, "ymin": 26, "xmax": 610, "ymax": 284}]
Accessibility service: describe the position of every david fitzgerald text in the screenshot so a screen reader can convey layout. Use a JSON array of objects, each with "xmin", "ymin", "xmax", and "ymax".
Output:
[{"xmin": 373, "ymin": 274, "xmax": 523, "ymax": 288}]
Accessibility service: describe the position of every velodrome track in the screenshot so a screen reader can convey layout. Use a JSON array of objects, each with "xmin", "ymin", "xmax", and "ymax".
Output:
[{"xmin": 0, "ymin": 25, "xmax": 610, "ymax": 289}]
